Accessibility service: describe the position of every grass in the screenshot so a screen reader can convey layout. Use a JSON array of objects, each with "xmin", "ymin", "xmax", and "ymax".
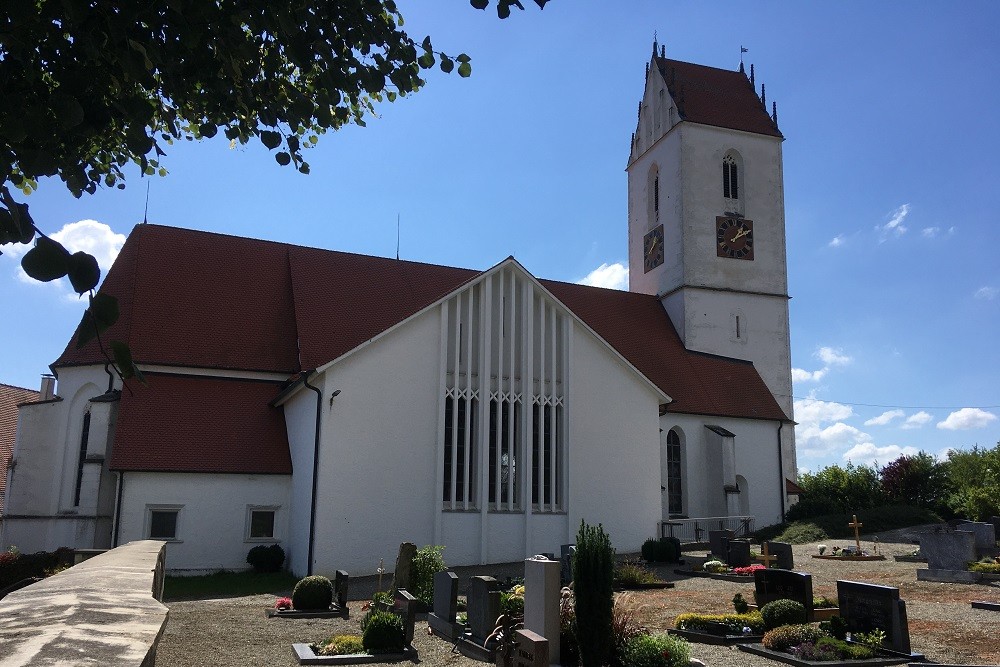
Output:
[
  {"xmin": 751, "ymin": 504, "xmax": 941, "ymax": 545},
  {"xmin": 163, "ymin": 570, "xmax": 298, "ymax": 601}
]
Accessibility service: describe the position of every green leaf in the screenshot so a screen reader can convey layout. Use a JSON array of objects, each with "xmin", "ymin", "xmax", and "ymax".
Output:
[
  {"xmin": 456, "ymin": 53, "xmax": 471, "ymax": 63},
  {"xmin": 260, "ymin": 131, "xmax": 282, "ymax": 150},
  {"xmin": 76, "ymin": 293, "xmax": 120, "ymax": 348},
  {"xmin": 418, "ymin": 52, "xmax": 435, "ymax": 69},
  {"xmin": 53, "ymin": 92, "xmax": 85, "ymax": 130},
  {"xmin": 199, "ymin": 123, "xmax": 218, "ymax": 138},
  {"xmin": 458, "ymin": 62, "xmax": 472, "ymax": 78},
  {"xmin": 275, "ymin": 151, "xmax": 291, "ymax": 166},
  {"xmin": 21, "ymin": 236, "xmax": 71, "ymax": 282},
  {"xmin": 440, "ymin": 56, "xmax": 454, "ymax": 74},
  {"xmin": 110, "ymin": 340, "xmax": 145, "ymax": 383},
  {"xmin": 470, "ymin": 0, "xmax": 489, "ymax": 8},
  {"xmin": 67, "ymin": 251, "xmax": 100, "ymax": 294}
]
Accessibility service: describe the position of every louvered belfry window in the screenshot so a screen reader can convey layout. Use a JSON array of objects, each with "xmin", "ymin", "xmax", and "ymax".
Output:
[{"xmin": 723, "ymin": 155, "xmax": 739, "ymax": 199}]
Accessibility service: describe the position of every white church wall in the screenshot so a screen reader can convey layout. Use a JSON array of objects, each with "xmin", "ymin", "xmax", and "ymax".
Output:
[
  {"xmin": 567, "ymin": 322, "xmax": 662, "ymax": 553},
  {"xmin": 282, "ymin": 389, "xmax": 319, "ymax": 576},
  {"xmin": 117, "ymin": 471, "xmax": 290, "ymax": 573}
]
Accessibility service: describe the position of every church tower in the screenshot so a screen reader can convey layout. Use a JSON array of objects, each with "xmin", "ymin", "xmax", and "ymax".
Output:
[{"xmin": 627, "ymin": 42, "xmax": 796, "ymax": 484}]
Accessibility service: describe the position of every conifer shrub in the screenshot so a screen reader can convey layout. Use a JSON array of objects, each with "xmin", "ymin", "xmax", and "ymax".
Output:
[
  {"xmin": 760, "ymin": 599, "xmax": 806, "ymax": 630},
  {"xmin": 246, "ymin": 544, "xmax": 285, "ymax": 573},
  {"xmin": 761, "ymin": 623, "xmax": 822, "ymax": 651},
  {"xmin": 573, "ymin": 520, "xmax": 614, "ymax": 667},
  {"xmin": 640, "ymin": 537, "xmax": 680, "ymax": 563},
  {"xmin": 819, "ymin": 614, "xmax": 848, "ymax": 640},
  {"xmin": 361, "ymin": 609, "xmax": 405, "ymax": 653},
  {"xmin": 291, "ymin": 575, "xmax": 334, "ymax": 611}
]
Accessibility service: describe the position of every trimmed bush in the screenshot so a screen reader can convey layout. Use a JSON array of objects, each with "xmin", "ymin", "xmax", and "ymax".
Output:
[
  {"xmin": 246, "ymin": 544, "xmax": 285, "ymax": 573},
  {"xmin": 292, "ymin": 575, "xmax": 334, "ymax": 611},
  {"xmin": 621, "ymin": 632, "xmax": 691, "ymax": 667},
  {"xmin": 318, "ymin": 634, "xmax": 364, "ymax": 656},
  {"xmin": 500, "ymin": 590, "xmax": 524, "ymax": 617},
  {"xmin": 760, "ymin": 599, "xmax": 806, "ymax": 630},
  {"xmin": 761, "ymin": 623, "xmax": 822, "ymax": 651},
  {"xmin": 573, "ymin": 521, "xmax": 615, "ymax": 667},
  {"xmin": 361, "ymin": 609, "xmax": 405, "ymax": 653},
  {"xmin": 640, "ymin": 537, "xmax": 680, "ymax": 563},
  {"xmin": 410, "ymin": 545, "xmax": 445, "ymax": 606},
  {"xmin": 732, "ymin": 593, "xmax": 749, "ymax": 614},
  {"xmin": 674, "ymin": 611, "xmax": 764, "ymax": 635}
]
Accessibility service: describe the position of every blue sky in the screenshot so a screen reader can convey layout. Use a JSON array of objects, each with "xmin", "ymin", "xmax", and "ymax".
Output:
[{"xmin": 1, "ymin": 2, "xmax": 998, "ymax": 472}]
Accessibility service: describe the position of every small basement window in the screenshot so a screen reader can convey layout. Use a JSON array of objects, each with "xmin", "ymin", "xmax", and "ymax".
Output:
[
  {"xmin": 148, "ymin": 507, "xmax": 181, "ymax": 540},
  {"xmin": 247, "ymin": 507, "xmax": 277, "ymax": 540}
]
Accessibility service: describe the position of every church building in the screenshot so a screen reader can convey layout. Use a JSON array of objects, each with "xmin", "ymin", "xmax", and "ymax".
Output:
[{"xmin": 2, "ymin": 45, "xmax": 797, "ymax": 575}]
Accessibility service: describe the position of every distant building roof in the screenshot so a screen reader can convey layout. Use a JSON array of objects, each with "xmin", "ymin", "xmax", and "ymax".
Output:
[{"xmin": 0, "ymin": 383, "xmax": 41, "ymax": 507}]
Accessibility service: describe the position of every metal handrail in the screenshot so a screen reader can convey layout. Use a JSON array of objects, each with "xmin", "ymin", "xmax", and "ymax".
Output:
[{"xmin": 659, "ymin": 515, "xmax": 755, "ymax": 542}]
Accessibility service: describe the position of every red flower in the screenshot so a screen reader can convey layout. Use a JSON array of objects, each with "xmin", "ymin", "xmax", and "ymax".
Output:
[{"xmin": 274, "ymin": 597, "xmax": 293, "ymax": 610}]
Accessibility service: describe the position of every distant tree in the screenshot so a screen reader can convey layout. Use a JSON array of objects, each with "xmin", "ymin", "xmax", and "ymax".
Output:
[
  {"xmin": 792, "ymin": 461, "xmax": 884, "ymax": 517},
  {"xmin": 0, "ymin": 0, "xmax": 549, "ymax": 378},
  {"xmin": 879, "ymin": 452, "xmax": 947, "ymax": 512},
  {"xmin": 941, "ymin": 442, "xmax": 1000, "ymax": 521}
]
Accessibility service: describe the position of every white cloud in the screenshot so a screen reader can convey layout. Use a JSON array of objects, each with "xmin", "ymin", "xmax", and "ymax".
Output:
[
  {"xmin": 794, "ymin": 398, "xmax": 866, "ymax": 457},
  {"xmin": 6, "ymin": 220, "xmax": 125, "ymax": 296},
  {"xmin": 577, "ymin": 262, "xmax": 627, "ymax": 290},
  {"xmin": 901, "ymin": 411, "xmax": 933, "ymax": 430},
  {"xmin": 828, "ymin": 235, "xmax": 845, "ymax": 248},
  {"xmin": 876, "ymin": 203, "xmax": 910, "ymax": 242},
  {"xmin": 792, "ymin": 368, "xmax": 827, "ymax": 383},
  {"xmin": 842, "ymin": 443, "xmax": 919, "ymax": 466},
  {"xmin": 816, "ymin": 346, "xmax": 851, "ymax": 366},
  {"xmin": 921, "ymin": 227, "xmax": 939, "ymax": 238},
  {"xmin": 936, "ymin": 408, "xmax": 998, "ymax": 430},
  {"xmin": 974, "ymin": 286, "xmax": 998, "ymax": 301},
  {"xmin": 794, "ymin": 398, "xmax": 854, "ymax": 426},
  {"xmin": 864, "ymin": 409, "xmax": 904, "ymax": 426}
]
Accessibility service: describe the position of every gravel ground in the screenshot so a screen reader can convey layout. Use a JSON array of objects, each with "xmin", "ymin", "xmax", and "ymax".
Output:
[{"xmin": 154, "ymin": 525, "xmax": 1000, "ymax": 667}]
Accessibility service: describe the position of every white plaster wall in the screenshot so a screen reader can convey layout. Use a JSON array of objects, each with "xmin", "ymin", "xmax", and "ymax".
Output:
[
  {"xmin": 282, "ymin": 390, "xmax": 318, "ymax": 576},
  {"xmin": 117, "ymin": 471, "xmax": 290, "ymax": 573},
  {"xmin": 567, "ymin": 322, "xmax": 662, "ymax": 553}
]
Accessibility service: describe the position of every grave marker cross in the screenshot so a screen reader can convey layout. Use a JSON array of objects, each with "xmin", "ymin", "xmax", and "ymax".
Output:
[
  {"xmin": 849, "ymin": 514, "xmax": 863, "ymax": 553},
  {"xmin": 755, "ymin": 542, "xmax": 777, "ymax": 568}
]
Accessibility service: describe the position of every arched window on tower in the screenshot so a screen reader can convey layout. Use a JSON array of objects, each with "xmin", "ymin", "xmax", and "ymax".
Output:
[
  {"xmin": 723, "ymin": 155, "xmax": 739, "ymax": 199},
  {"xmin": 648, "ymin": 164, "xmax": 660, "ymax": 227}
]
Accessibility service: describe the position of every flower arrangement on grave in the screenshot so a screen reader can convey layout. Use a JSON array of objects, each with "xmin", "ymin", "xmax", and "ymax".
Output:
[
  {"xmin": 762, "ymin": 623, "xmax": 877, "ymax": 661},
  {"xmin": 274, "ymin": 596, "xmax": 292, "ymax": 611},
  {"xmin": 968, "ymin": 558, "xmax": 1000, "ymax": 574},
  {"xmin": 702, "ymin": 559, "xmax": 728, "ymax": 573},
  {"xmin": 731, "ymin": 564, "xmax": 765, "ymax": 576},
  {"xmin": 499, "ymin": 583, "xmax": 525, "ymax": 618},
  {"xmin": 307, "ymin": 592, "xmax": 408, "ymax": 658},
  {"xmin": 818, "ymin": 544, "xmax": 827, "ymax": 555}
]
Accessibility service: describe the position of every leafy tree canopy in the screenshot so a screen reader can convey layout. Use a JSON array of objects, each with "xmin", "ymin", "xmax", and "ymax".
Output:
[{"xmin": 0, "ymin": 0, "xmax": 548, "ymax": 379}]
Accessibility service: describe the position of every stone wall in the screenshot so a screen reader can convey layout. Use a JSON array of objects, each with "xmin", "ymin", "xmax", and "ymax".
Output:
[{"xmin": 0, "ymin": 540, "xmax": 168, "ymax": 667}]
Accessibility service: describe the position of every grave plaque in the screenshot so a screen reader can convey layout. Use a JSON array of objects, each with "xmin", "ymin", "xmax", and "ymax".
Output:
[
  {"xmin": 920, "ymin": 530, "xmax": 977, "ymax": 570},
  {"xmin": 334, "ymin": 570, "xmax": 349, "ymax": 610},
  {"xmin": 709, "ymin": 529, "xmax": 735, "ymax": 557},
  {"xmin": 393, "ymin": 588, "xmax": 418, "ymax": 646},
  {"xmin": 560, "ymin": 544, "xmax": 576, "ymax": 585},
  {"xmin": 957, "ymin": 521, "xmax": 997, "ymax": 553},
  {"xmin": 727, "ymin": 539, "xmax": 752, "ymax": 567},
  {"xmin": 754, "ymin": 569, "xmax": 814, "ymax": 618},
  {"xmin": 837, "ymin": 580, "xmax": 911, "ymax": 654},
  {"xmin": 513, "ymin": 629, "xmax": 549, "ymax": 667},
  {"xmin": 764, "ymin": 541, "xmax": 794, "ymax": 570},
  {"xmin": 468, "ymin": 576, "xmax": 502, "ymax": 644},
  {"xmin": 428, "ymin": 570, "xmax": 463, "ymax": 640}
]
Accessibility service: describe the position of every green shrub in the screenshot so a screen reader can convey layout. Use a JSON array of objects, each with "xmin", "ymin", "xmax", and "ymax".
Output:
[
  {"xmin": 500, "ymin": 590, "xmax": 525, "ymax": 617},
  {"xmin": 318, "ymin": 634, "xmax": 364, "ymax": 656},
  {"xmin": 292, "ymin": 575, "xmax": 334, "ymax": 611},
  {"xmin": 819, "ymin": 614, "xmax": 848, "ymax": 640},
  {"xmin": 732, "ymin": 593, "xmax": 749, "ymax": 614},
  {"xmin": 610, "ymin": 597, "xmax": 647, "ymax": 667},
  {"xmin": 793, "ymin": 636, "xmax": 874, "ymax": 661},
  {"xmin": 813, "ymin": 595, "xmax": 837, "ymax": 607},
  {"xmin": 760, "ymin": 599, "xmax": 806, "ymax": 630},
  {"xmin": 0, "ymin": 547, "xmax": 74, "ymax": 589},
  {"xmin": 614, "ymin": 559, "xmax": 658, "ymax": 586},
  {"xmin": 410, "ymin": 545, "xmax": 446, "ymax": 606},
  {"xmin": 573, "ymin": 521, "xmax": 615, "ymax": 667},
  {"xmin": 969, "ymin": 560, "xmax": 1000, "ymax": 574},
  {"xmin": 764, "ymin": 504, "xmax": 942, "ymax": 545},
  {"xmin": 621, "ymin": 632, "xmax": 691, "ymax": 667},
  {"xmin": 674, "ymin": 611, "xmax": 764, "ymax": 635},
  {"xmin": 371, "ymin": 590, "xmax": 393, "ymax": 607},
  {"xmin": 761, "ymin": 624, "xmax": 822, "ymax": 651},
  {"xmin": 245, "ymin": 544, "xmax": 285, "ymax": 573},
  {"xmin": 640, "ymin": 537, "xmax": 680, "ymax": 563},
  {"xmin": 361, "ymin": 609, "xmax": 405, "ymax": 653}
]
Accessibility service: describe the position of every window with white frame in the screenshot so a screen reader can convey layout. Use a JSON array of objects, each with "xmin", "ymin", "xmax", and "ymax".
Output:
[
  {"xmin": 147, "ymin": 505, "xmax": 182, "ymax": 540},
  {"xmin": 246, "ymin": 506, "xmax": 278, "ymax": 540}
]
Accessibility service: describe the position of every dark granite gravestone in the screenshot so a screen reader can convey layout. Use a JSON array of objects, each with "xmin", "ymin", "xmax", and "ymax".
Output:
[
  {"xmin": 334, "ymin": 570, "xmax": 349, "ymax": 611},
  {"xmin": 709, "ymin": 529, "xmax": 735, "ymax": 557},
  {"xmin": 754, "ymin": 569, "xmax": 814, "ymax": 619},
  {"xmin": 764, "ymin": 541, "xmax": 794, "ymax": 570},
  {"xmin": 837, "ymin": 580, "xmax": 911, "ymax": 654},
  {"xmin": 513, "ymin": 629, "xmax": 549, "ymax": 667},
  {"xmin": 468, "ymin": 576, "xmax": 502, "ymax": 645},
  {"xmin": 921, "ymin": 530, "xmax": 977, "ymax": 570},
  {"xmin": 392, "ymin": 542, "xmax": 417, "ymax": 592},
  {"xmin": 727, "ymin": 539, "xmax": 752, "ymax": 567},
  {"xmin": 393, "ymin": 588, "xmax": 417, "ymax": 647},
  {"xmin": 990, "ymin": 516, "xmax": 1000, "ymax": 536},
  {"xmin": 428, "ymin": 571, "xmax": 463, "ymax": 640},
  {"xmin": 560, "ymin": 544, "xmax": 576, "ymax": 585}
]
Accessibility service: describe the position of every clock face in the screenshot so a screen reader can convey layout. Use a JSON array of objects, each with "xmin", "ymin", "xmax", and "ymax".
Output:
[
  {"xmin": 716, "ymin": 217, "xmax": 754, "ymax": 260},
  {"xmin": 644, "ymin": 224, "xmax": 664, "ymax": 273}
]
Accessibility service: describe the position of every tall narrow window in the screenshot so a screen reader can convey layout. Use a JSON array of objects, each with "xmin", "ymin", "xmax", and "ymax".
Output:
[
  {"xmin": 723, "ymin": 155, "xmax": 739, "ymax": 199},
  {"xmin": 667, "ymin": 430, "xmax": 682, "ymax": 514},
  {"xmin": 443, "ymin": 395, "xmax": 478, "ymax": 505},
  {"xmin": 73, "ymin": 411, "xmax": 91, "ymax": 507},
  {"xmin": 489, "ymin": 399, "xmax": 520, "ymax": 506},
  {"xmin": 654, "ymin": 175, "xmax": 660, "ymax": 214},
  {"xmin": 531, "ymin": 403, "xmax": 562, "ymax": 508}
]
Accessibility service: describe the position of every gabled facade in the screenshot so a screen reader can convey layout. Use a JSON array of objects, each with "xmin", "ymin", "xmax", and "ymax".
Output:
[{"xmin": 2, "ymin": 46, "xmax": 798, "ymax": 575}]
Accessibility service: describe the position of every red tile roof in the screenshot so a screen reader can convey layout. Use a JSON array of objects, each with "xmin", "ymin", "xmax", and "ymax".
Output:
[
  {"xmin": 654, "ymin": 58, "xmax": 782, "ymax": 138},
  {"xmin": 0, "ymin": 383, "xmax": 41, "ymax": 506},
  {"xmin": 110, "ymin": 373, "xmax": 291, "ymax": 473},
  {"xmin": 56, "ymin": 224, "xmax": 788, "ymax": 473}
]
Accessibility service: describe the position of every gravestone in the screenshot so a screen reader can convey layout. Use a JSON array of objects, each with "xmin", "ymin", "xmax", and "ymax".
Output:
[
  {"xmin": 393, "ymin": 588, "xmax": 418, "ymax": 647},
  {"xmin": 392, "ymin": 542, "xmax": 417, "ymax": 592},
  {"xmin": 560, "ymin": 544, "xmax": 576, "ymax": 585},
  {"xmin": 727, "ymin": 539, "xmax": 752, "ymax": 567},
  {"xmin": 957, "ymin": 521, "xmax": 998, "ymax": 554},
  {"xmin": 428, "ymin": 571, "xmax": 463, "ymax": 640},
  {"xmin": 709, "ymin": 529, "xmax": 734, "ymax": 557},
  {"xmin": 467, "ymin": 575, "xmax": 502, "ymax": 645},
  {"xmin": 920, "ymin": 530, "xmax": 977, "ymax": 570},
  {"xmin": 837, "ymin": 580, "xmax": 911, "ymax": 654},
  {"xmin": 754, "ymin": 569, "xmax": 813, "ymax": 619},
  {"xmin": 334, "ymin": 570, "xmax": 349, "ymax": 612},
  {"xmin": 990, "ymin": 516, "xmax": 1000, "ymax": 536},
  {"xmin": 524, "ymin": 557, "xmax": 560, "ymax": 664},
  {"xmin": 764, "ymin": 541, "xmax": 794, "ymax": 570},
  {"xmin": 513, "ymin": 629, "xmax": 549, "ymax": 667}
]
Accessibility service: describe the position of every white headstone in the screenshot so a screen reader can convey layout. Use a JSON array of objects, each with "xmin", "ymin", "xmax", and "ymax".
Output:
[{"xmin": 523, "ymin": 557, "xmax": 560, "ymax": 665}]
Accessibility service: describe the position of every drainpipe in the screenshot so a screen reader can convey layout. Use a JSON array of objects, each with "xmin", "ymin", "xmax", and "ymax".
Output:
[
  {"xmin": 303, "ymin": 371, "xmax": 322, "ymax": 576},
  {"xmin": 112, "ymin": 472, "xmax": 124, "ymax": 547},
  {"xmin": 776, "ymin": 422, "xmax": 786, "ymax": 519}
]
